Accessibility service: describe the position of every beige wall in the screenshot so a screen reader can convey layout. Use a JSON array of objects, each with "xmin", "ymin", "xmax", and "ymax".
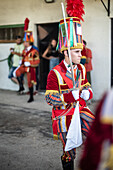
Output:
[
  {"xmin": 0, "ymin": 0, "xmax": 65, "ymax": 24},
  {"xmin": 83, "ymin": 0, "xmax": 111, "ymax": 99},
  {"xmin": 0, "ymin": 0, "xmax": 65, "ymax": 44},
  {"xmin": 0, "ymin": 0, "xmax": 112, "ymax": 100},
  {"xmin": 110, "ymin": 0, "xmax": 113, "ymax": 17}
]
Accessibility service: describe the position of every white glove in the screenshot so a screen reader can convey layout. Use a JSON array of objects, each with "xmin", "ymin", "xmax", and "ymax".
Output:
[
  {"xmin": 80, "ymin": 90, "xmax": 90, "ymax": 101},
  {"xmin": 72, "ymin": 90, "xmax": 79, "ymax": 100},
  {"xmin": 24, "ymin": 62, "xmax": 30, "ymax": 67}
]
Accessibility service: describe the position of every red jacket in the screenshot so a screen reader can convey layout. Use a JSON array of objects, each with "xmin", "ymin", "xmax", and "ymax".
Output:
[{"xmin": 45, "ymin": 60, "xmax": 94, "ymax": 138}]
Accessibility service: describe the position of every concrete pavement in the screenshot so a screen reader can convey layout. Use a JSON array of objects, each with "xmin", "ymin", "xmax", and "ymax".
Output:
[{"xmin": 0, "ymin": 89, "xmax": 98, "ymax": 170}]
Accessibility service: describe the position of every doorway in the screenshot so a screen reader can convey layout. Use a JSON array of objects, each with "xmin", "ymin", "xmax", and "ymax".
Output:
[{"xmin": 37, "ymin": 23, "xmax": 59, "ymax": 90}]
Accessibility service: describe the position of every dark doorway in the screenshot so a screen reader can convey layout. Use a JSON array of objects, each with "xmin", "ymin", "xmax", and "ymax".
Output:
[
  {"xmin": 37, "ymin": 23, "xmax": 59, "ymax": 90},
  {"xmin": 111, "ymin": 18, "xmax": 113, "ymax": 86}
]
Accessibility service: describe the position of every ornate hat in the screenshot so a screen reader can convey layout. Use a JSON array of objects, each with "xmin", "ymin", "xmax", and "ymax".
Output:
[
  {"xmin": 23, "ymin": 31, "xmax": 34, "ymax": 43},
  {"xmin": 57, "ymin": 0, "xmax": 85, "ymax": 52}
]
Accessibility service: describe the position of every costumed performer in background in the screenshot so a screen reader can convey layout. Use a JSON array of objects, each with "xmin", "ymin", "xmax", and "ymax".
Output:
[{"xmin": 13, "ymin": 31, "xmax": 40, "ymax": 102}]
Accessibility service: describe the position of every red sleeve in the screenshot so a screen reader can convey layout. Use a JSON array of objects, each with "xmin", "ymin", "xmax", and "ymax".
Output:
[
  {"xmin": 46, "ymin": 70, "xmax": 59, "ymax": 91},
  {"xmin": 81, "ymin": 47, "xmax": 86, "ymax": 56},
  {"xmin": 30, "ymin": 58, "xmax": 40, "ymax": 66},
  {"xmin": 84, "ymin": 72, "xmax": 93, "ymax": 100},
  {"xmin": 88, "ymin": 88, "xmax": 93, "ymax": 100},
  {"xmin": 63, "ymin": 92, "xmax": 76, "ymax": 103},
  {"xmin": 81, "ymin": 65, "xmax": 93, "ymax": 100},
  {"xmin": 86, "ymin": 48, "xmax": 92, "ymax": 58},
  {"xmin": 30, "ymin": 51, "xmax": 40, "ymax": 67},
  {"xmin": 46, "ymin": 70, "xmax": 76, "ymax": 104}
]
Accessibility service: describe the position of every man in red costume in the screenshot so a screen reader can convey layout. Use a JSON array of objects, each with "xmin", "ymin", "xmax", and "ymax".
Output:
[
  {"xmin": 45, "ymin": 10, "xmax": 95, "ymax": 170},
  {"xmin": 83, "ymin": 40, "xmax": 93, "ymax": 84},
  {"xmin": 14, "ymin": 31, "xmax": 40, "ymax": 102}
]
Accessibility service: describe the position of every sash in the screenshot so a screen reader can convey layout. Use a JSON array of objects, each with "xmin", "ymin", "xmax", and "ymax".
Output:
[
  {"xmin": 54, "ymin": 65, "xmax": 73, "ymax": 89},
  {"xmin": 52, "ymin": 108, "xmax": 75, "ymax": 140},
  {"xmin": 54, "ymin": 65, "xmax": 81, "ymax": 90}
]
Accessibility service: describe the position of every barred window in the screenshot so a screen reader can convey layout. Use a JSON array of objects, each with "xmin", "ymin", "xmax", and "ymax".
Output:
[{"xmin": 0, "ymin": 24, "xmax": 24, "ymax": 43}]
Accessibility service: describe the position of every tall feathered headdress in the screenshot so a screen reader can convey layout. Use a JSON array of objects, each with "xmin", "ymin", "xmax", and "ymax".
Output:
[
  {"xmin": 57, "ymin": 0, "xmax": 85, "ymax": 52},
  {"xmin": 65, "ymin": 0, "xmax": 85, "ymax": 21},
  {"xmin": 24, "ymin": 18, "xmax": 30, "ymax": 31},
  {"xmin": 23, "ymin": 18, "xmax": 34, "ymax": 42}
]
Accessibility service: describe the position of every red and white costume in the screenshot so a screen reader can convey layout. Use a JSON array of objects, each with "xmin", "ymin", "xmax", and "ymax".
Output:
[
  {"xmin": 15, "ymin": 46, "xmax": 40, "ymax": 88},
  {"xmin": 45, "ymin": 60, "xmax": 95, "ymax": 161}
]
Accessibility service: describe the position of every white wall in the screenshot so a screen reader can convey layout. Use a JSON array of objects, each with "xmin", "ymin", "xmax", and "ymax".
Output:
[
  {"xmin": 0, "ymin": 0, "xmax": 65, "ymax": 91},
  {"xmin": 110, "ymin": 0, "xmax": 113, "ymax": 17},
  {"xmin": 82, "ymin": 0, "xmax": 111, "ymax": 100},
  {"xmin": 0, "ymin": 44, "xmax": 29, "ymax": 91},
  {"xmin": 0, "ymin": 0, "xmax": 65, "ymax": 45},
  {"xmin": 0, "ymin": 43, "xmax": 19, "ymax": 90},
  {"xmin": 0, "ymin": 0, "xmax": 112, "ymax": 100}
]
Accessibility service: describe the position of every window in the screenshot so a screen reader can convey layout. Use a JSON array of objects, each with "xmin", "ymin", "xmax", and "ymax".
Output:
[{"xmin": 0, "ymin": 24, "xmax": 24, "ymax": 43}]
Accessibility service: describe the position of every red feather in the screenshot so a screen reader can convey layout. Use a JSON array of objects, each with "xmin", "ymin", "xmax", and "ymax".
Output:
[
  {"xmin": 65, "ymin": 0, "xmax": 85, "ymax": 21},
  {"xmin": 24, "ymin": 18, "xmax": 30, "ymax": 31}
]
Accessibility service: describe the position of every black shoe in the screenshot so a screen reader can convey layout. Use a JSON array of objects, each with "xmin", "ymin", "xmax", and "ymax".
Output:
[
  {"xmin": 20, "ymin": 86, "xmax": 25, "ymax": 91},
  {"xmin": 17, "ymin": 86, "xmax": 25, "ymax": 93},
  {"xmin": 27, "ymin": 87, "xmax": 34, "ymax": 103},
  {"xmin": 61, "ymin": 157, "xmax": 74, "ymax": 170},
  {"xmin": 27, "ymin": 97, "xmax": 34, "ymax": 103}
]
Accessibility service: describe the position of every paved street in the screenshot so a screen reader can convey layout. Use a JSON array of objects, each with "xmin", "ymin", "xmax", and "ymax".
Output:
[{"xmin": 0, "ymin": 89, "xmax": 98, "ymax": 170}]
